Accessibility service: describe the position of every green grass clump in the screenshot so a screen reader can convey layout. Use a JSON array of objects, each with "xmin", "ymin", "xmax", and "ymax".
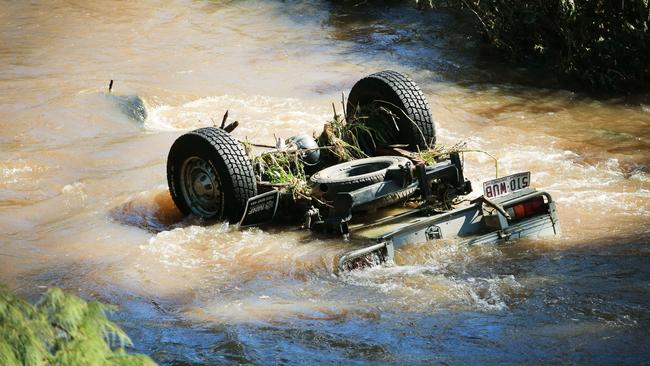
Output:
[
  {"xmin": 416, "ymin": 143, "xmax": 500, "ymax": 178},
  {"xmin": 0, "ymin": 286, "xmax": 156, "ymax": 366},
  {"xmin": 249, "ymin": 103, "xmax": 387, "ymax": 199},
  {"xmin": 319, "ymin": 113, "xmax": 369, "ymax": 162},
  {"xmin": 416, "ymin": 143, "xmax": 466, "ymax": 165},
  {"xmin": 254, "ymin": 150, "xmax": 311, "ymax": 198},
  {"xmin": 318, "ymin": 103, "xmax": 399, "ymax": 162}
]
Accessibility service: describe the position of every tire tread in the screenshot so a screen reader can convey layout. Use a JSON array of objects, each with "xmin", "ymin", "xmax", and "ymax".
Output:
[
  {"xmin": 167, "ymin": 127, "xmax": 257, "ymax": 222},
  {"xmin": 348, "ymin": 70, "xmax": 436, "ymax": 149}
]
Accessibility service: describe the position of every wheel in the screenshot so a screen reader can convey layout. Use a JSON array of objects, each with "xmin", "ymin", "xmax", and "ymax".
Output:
[
  {"xmin": 353, "ymin": 185, "xmax": 417, "ymax": 212},
  {"xmin": 346, "ymin": 70, "xmax": 436, "ymax": 155},
  {"xmin": 310, "ymin": 156, "xmax": 415, "ymax": 210},
  {"xmin": 310, "ymin": 156, "xmax": 410, "ymax": 193},
  {"xmin": 167, "ymin": 127, "xmax": 257, "ymax": 222}
]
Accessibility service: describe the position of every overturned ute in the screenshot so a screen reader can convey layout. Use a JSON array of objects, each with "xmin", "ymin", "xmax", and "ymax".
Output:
[{"xmin": 166, "ymin": 71, "xmax": 560, "ymax": 271}]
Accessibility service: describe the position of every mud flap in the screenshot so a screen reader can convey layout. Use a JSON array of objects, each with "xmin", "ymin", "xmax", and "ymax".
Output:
[{"xmin": 239, "ymin": 190, "xmax": 280, "ymax": 227}]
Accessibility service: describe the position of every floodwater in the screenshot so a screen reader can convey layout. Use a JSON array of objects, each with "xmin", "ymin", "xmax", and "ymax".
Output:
[{"xmin": 1, "ymin": 0, "xmax": 649, "ymax": 364}]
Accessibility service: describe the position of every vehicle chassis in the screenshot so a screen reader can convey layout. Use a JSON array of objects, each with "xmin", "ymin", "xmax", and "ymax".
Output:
[
  {"xmin": 165, "ymin": 70, "xmax": 561, "ymax": 272},
  {"xmin": 241, "ymin": 152, "xmax": 561, "ymax": 272}
]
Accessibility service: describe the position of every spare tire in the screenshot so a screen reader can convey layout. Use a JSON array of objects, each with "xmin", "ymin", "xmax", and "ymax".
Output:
[
  {"xmin": 310, "ymin": 155, "xmax": 411, "ymax": 201},
  {"xmin": 346, "ymin": 70, "xmax": 436, "ymax": 155},
  {"xmin": 167, "ymin": 127, "xmax": 257, "ymax": 222}
]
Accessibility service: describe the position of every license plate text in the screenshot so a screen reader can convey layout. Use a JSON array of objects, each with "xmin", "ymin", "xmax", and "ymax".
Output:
[{"xmin": 483, "ymin": 172, "xmax": 531, "ymax": 199}]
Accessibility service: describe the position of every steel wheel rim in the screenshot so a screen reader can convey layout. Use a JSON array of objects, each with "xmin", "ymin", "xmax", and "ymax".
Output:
[{"xmin": 180, "ymin": 156, "xmax": 223, "ymax": 217}]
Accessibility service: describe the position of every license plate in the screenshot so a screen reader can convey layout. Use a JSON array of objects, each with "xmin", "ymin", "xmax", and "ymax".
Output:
[{"xmin": 483, "ymin": 172, "xmax": 530, "ymax": 199}]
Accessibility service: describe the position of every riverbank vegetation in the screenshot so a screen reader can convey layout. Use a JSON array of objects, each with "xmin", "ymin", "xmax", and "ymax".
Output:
[
  {"xmin": 0, "ymin": 286, "xmax": 156, "ymax": 366},
  {"xmin": 338, "ymin": 0, "xmax": 649, "ymax": 92},
  {"xmin": 450, "ymin": 0, "xmax": 649, "ymax": 91}
]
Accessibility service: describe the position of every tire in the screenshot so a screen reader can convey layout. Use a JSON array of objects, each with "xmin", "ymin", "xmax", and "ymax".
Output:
[
  {"xmin": 346, "ymin": 70, "xmax": 436, "ymax": 155},
  {"xmin": 167, "ymin": 127, "xmax": 257, "ymax": 222},
  {"xmin": 310, "ymin": 156, "xmax": 415, "ymax": 210},
  {"xmin": 353, "ymin": 186, "xmax": 417, "ymax": 212}
]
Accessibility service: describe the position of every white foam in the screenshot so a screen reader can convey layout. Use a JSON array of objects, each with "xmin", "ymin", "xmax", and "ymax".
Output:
[
  {"xmin": 630, "ymin": 169, "xmax": 650, "ymax": 183},
  {"xmin": 142, "ymin": 225, "xmax": 214, "ymax": 268},
  {"xmin": 144, "ymin": 94, "xmax": 331, "ymax": 139},
  {"xmin": 61, "ymin": 181, "xmax": 87, "ymax": 206},
  {"xmin": 342, "ymin": 263, "xmax": 521, "ymax": 311},
  {"xmin": 2, "ymin": 166, "xmax": 33, "ymax": 178}
]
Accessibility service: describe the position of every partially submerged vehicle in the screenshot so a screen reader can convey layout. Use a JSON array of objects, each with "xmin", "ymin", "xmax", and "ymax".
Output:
[{"xmin": 166, "ymin": 71, "xmax": 560, "ymax": 271}]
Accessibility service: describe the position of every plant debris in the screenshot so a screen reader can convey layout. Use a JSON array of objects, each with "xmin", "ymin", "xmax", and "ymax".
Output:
[
  {"xmin": 253, "ymin": 149, "xmax": 310, "ymax": 199},
  {"xmin": 244, "ymin": 98, "xmax": 499, "ymax": 202}
]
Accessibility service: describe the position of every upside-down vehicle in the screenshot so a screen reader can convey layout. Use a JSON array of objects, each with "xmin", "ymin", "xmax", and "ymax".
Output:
[{"xmin": 165, "ymin": 71, "xmax": 560, "ymax": 271}]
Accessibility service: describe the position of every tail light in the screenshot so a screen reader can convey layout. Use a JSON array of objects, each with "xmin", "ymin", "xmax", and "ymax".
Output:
[{"xmin": 506, "ymin": 196, "xmax": 547, "ymax": 220}]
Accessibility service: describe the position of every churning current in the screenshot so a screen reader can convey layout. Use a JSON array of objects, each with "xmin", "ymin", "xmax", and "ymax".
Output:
[{"xmin": 1, "ymin": 0, "xmax": 649, "ymax": 364}]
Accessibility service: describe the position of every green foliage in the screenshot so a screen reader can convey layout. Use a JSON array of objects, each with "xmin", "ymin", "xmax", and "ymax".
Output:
[
  {"xmin": 416, "ymin": 143, "xmax": 465, "ymax": 165},
  {"xmin": 417, "ymin": 144, "xmax": 500, "ymax": 178},
  {"xmin": 458, "ymin": 0, "xmax": 649, "ymax": 91},
  {"xmin": 318, "ymin": 104, "xmax": 401, "ymax": 162},
  {"xmin": 252, "ymin": 106, "xmax": 390, "ymax": 198},
  {"xmin": 321, "ymin": 112, "xmax": 372, "ymax": 162},
  {"xmin": 0, "ymin": 287, "xmax": 156, "ymax": 366},
  {"xmin": 254, "ymin": 149, "xmax": 311, "ymax": 198}
]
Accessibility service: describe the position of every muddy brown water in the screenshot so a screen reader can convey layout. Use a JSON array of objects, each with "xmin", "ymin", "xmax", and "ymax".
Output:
[{"xmin": 1, "ymin": 1, "xmax": 649, "ymax": 364}]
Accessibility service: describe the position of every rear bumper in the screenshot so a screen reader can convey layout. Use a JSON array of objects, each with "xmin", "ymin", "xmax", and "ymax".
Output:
[
  {"xmin": 459, "ymin": 211, "xmax": 560, "ymax": 246},
  {"xmin": 338, "ymin": 189, "xmax": 560, "ymax": 271}
]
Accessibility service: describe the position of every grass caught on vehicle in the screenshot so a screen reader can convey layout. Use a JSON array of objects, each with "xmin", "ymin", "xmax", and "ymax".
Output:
[
  {"xmin": 247, "ymin": 100, "xmax": 499, "ymax": 201},
  {"xmin": 253, "ymin": 149, "xmax": 311, "ymax": 199},
  {"xmin": 0, "ymin": 286, "xmax": 156, "ymax": 366},
  {"xmin": 416, "ymin": 144, "xmax": 500, "ymax": 178},
  {"xmin": 318, "ymin": 109, "xmax": 372, "ymax": 162},
  {"xmin": 416, "ymin": 143, "xmax": 466, "ymax": 165}
]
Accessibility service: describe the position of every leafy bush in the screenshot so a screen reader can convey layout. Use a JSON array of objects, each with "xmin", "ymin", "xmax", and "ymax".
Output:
[
  {"xmin": 447, "ymin": 0, "xmax": 649, "ymax": 90},
  {"xmin": 0, "ymin": 287, "xmax": 156, "ymax": 366}
]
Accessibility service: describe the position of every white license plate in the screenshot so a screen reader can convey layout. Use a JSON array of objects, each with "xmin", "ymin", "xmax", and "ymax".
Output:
[{"xmin": 483, "ymin": 172, "xmax": 531, "ymax": 199}]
